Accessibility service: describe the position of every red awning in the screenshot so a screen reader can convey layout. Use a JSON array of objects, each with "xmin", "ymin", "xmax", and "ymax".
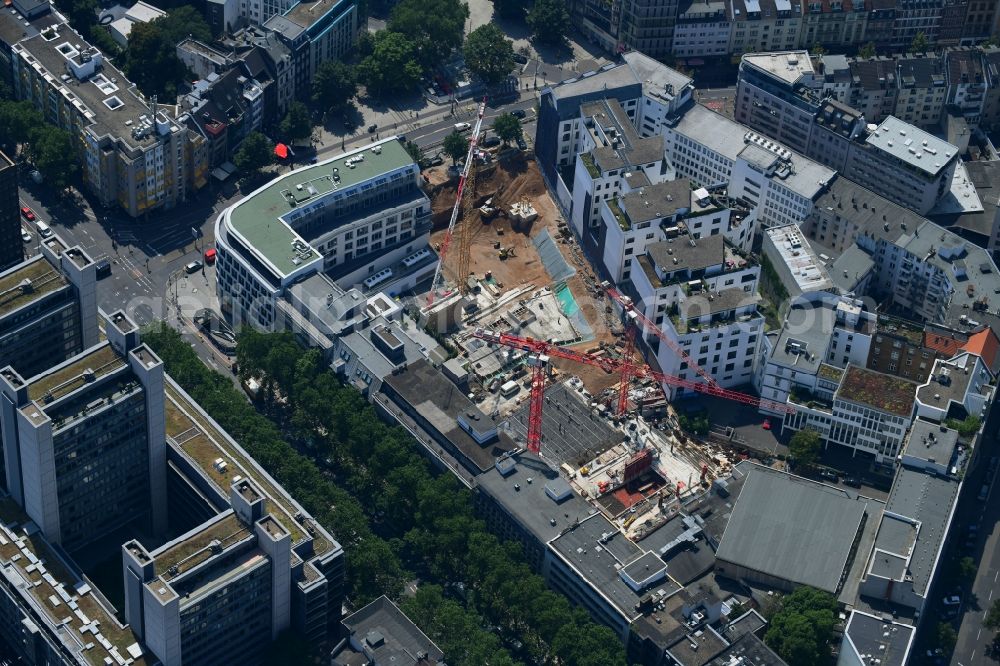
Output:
[{"xmin": 274, "ymin": 143, "xmax": 289, "ymax": 159}]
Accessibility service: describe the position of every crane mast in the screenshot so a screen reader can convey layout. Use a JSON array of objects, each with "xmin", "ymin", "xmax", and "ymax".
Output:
[
  {"xmin": 473, "ymin": 328, "xmax": 793, "ymax": 455},
  {"xmin": 427, "ymin": 98, "xmax": 488, "ymax": 305}
]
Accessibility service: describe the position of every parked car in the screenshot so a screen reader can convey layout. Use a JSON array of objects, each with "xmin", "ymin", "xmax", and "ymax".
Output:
[
  {"xmin": 942, "ymin": 595, "xmax": 961, "ymax": 606},
  {"xmin": 367, "ymin": 124, "xmax": 378, "ymax": 133},
  {"xmin": 842, "ymin": 476, "xmax": 862, "ymax": 488},
  {"xmin": 482, "ymin": 136, "xmax": 501, "ymax": 148},
  {"xmin": 512, "ymin": 53, "xmax": 528, "ymax": 64},
  {"xmin": 819, "ymin": 470, "xmax": 839, "ymax": 483},
  {"xmin": 185, "ymin": 260, "xmax": 203, "ymax": 274},
  {"xmin": 20, "ymin": 230, "xmax": 31, "ymax": 243},
  {"xmin": 516, "ymin": 136, "xmax": 527, "ymax": 151},
  {"xmin": 429, "ymin": 154, "xmax": 444, "ymax": 166},
  {"xmin": 95, "ymin": 259, "xmax": 111, "ymax": 279},
  {"xmin": 454, "ymin": 122, "xmax": 471, "ymax": 132},
  {"xmin": 511, "ymin": 109, "xmax": 527, "ymax": 119},
  {"xmin": 979, "ymin": 483, "xmax": 990, "ymax": 501},
  {"xmin": 20, "ymin": 206, "xmax": 35, "ymax": 221}
]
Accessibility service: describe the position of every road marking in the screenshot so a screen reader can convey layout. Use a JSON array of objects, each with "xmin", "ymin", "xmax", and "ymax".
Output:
[
  {"xmin": 979, "ymin": 628, "xmax": 983, "ymax": 640},
  {"xmin": 991, "ymin": 589, "xmax": 995, "ymax": 601}
]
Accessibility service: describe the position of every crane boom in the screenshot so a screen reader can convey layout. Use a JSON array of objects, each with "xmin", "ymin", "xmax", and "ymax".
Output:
[
  {"xmin": 603, "ymin": 283, "xmax": 719, "ymax": 388},
  {"xmin": 427, "ymin": 98, "xmax": 488, "ymax": 305},
  {"xmin": 473, "ymin": 327, "xmax": 794, "ymax": 415}
]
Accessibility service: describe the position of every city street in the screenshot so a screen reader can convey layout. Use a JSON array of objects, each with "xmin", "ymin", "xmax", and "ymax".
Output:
[
  {"xmin": 948, "ymin": 404, "xmax": 1000, "ymax": 665},
  {"xmin": 16, "ymin": 88, "xmax": 543, "ymax": 371}
]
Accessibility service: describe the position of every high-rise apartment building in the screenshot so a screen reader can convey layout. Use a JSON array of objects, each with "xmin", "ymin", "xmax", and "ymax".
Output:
[
  {"xmin": 123, "ymin": 479, "xmax": 292, "ymax": 666},
  {"xmin": 0, "ymin": 151, "xmax": 22, "ymax": 272},
  {"xmin": 0, "ymin": 234, "xmax": 98, "ymax": 384},
  {"xmin": 5, "ymin": 10, "xmax": 208, "ymax": 218},
  {"xmin": 0, "ymin": 310, "xmax": 167, "ymax": 552}
]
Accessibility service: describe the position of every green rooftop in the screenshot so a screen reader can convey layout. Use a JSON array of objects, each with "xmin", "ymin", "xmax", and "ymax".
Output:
[
  {"xmin": 225, "ymin": 138, "xmax": 415, "ymax": 278},
  {"xmin": 164, "ymin": 383, "xmax": 327, "ymax": 550},
  {"xmin": 0, "ymin": 257, "xmax": 68, "ymax": 317},
  {"xmin": 27, "ymin": 344, "xmax": 127, "ymax": 402},
  {"xmin": 155, "ymin": 513, "xmax": 249, "ymax": 578},
  {"xmin": 837, "ymin": 365, "xmax": 918, "ymax": 417}
]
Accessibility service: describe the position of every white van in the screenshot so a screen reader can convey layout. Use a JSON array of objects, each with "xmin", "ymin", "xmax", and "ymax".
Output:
[
  {"xmin": 35, "ymin": 220, "xmax": 52, "ymax": 238},
  {"xmin": 500, "ymin": 380, "xmax": 520, "ymax": 398}
]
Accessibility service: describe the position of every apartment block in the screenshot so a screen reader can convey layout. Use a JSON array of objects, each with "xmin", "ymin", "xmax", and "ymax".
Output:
[
  {"xmin": 728, "ymin": 0, "xmax": 803, "ymax": 55},
  {"xmin": 847, "ymin": 57, "xmax": 899, "ymax": 124},
  {"xmin": 945, "ymin": 48, "xmax": 987, "ymax": 126},
  {"xmin": 122, "ymin": 479, "xmax": 293, "ymax": 666},
  {"xmin": 799, "ymin": 0, "xmax": 869, "ymax": 50},
  {"xmin": 616, "ymin": 0, "xmax": 680, "ymax": 58},
  {"xmin": 216, "ymin": 137, "xmax": 432, "ymax": 330},
  {"xmin": 0, "ymin": 151, "xmax": 22, "ymax": 272},
  {"xmin": 762, "ymin": 224, "xmax": 835, "ymax": 300},
  {"xmin": 756, "ymin": 294, "xmax": 876, "ymax": 413},
  {"xmin": 735, "ymin": 51, "xmax": 819, "ymax": 154},
  {"xmin": 0, "ymin": 234, "xmax": 98, "ymax": 385},
  {"xmin": 914, "ymin": 351, "xmax": 994, "ymax": 423},
  {"xmin": 0, "ymin": 310, "xmax": 167, "ymax": 552},
  {"xmin": 629, "ymin": 234, "xmax": 763, "ymax": 392},
  {"xmin": 842, "ymin": 116, "xmax": 958, "ymax": 215},
  {"xmin": 535, "ymin": 54, "xmax": 692, "ymax": 197},
  {"xmin": 8, "ymin": 16, "xmax": 208, "ymax": 217},
  {"xmin": 672, "ymin": 0, "xmax": 731, "ymax": 58},
  {"xmin": 894, "ymin": 54, "xmax": 948, "ymax": 129},
  {"xmin": 782, "ymin": 363, "xmax": 918, "ymax": 461},
  {"xmin": 263, "ymin": 0, "xmax": 358, "ymax": 99},
  {"xmin": 666, "ymin": 103, "xmax": 834, "ymax": 228}
]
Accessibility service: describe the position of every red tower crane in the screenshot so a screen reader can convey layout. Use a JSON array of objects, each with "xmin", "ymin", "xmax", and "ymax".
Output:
[
  {"xmin": 603, "ymin": 282, "xmax": 719, "ymax": 388},
  {"xmin": 474, "ymin": 328, "xmax": 794, "ymax": 454}
]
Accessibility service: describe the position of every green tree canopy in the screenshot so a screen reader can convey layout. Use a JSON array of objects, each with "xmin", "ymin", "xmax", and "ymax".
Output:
[
  {"xmin": 986, "ymin": 599, "xmax": 1000, "ymax": 629},
  {"xmin": 0, "ymin": 100, "xmax": 43, "ymax": 152},
  {"xmin": 124, "ymin": 7, "xmax": 212, "ymax": 100},
  {"xmin": 28, "ymin": 125, "xmax": 78, "ymax": 191},
  {"xmin": 527, "ymin": 0, "xmax": 570, "ymax": 45},
  {"xmin": 359, "ymin": 31, "xmax": 423, "ymax": 98},
  {"xmin": 312, "ymin": 60, "xmax": 357, "ymax": 115},
  {"xmin": 912, "ymin": 31, "xmax": 930, "ymax": 53},
  {"xmin": 858, "ymin": 41, "xmax": 877, "ymax": 59},
  {"xmin": 404, "ymin": 140, "xmax": 423, "ymax": 164},
  {"xmin": 233, "ymin": 131, "xmax": 272, "ymax": 175},
  {"xmin": 463, "ymin": 24, "xmax": 516, "ymax": 87},
  {"xmin": 280, "ymin": 101, "xmax": 313, "ymax": 144},
  {"xmin": 789, "ymin": 428, "xmax": 821, "ymax": 468},
  {"xmin": 492, "ymin": 0, "xmax": 527, "ymax": 19},
  {"xmin": 936, "ymin": 622, "xmax": 957, "ymax": 652},
  {"xmin": 389, "ymin": 0, "xmax": 469, "ymax": 70},
  {"xmin": 810, "ymin": 43, "xmax": 827, "ymax": 56},
  {"xmin": 764, "ymin": 587, "xmax": 839, "ymax": 664},
  {"xmin": 443, "ymin": 131, "xmax": 468, "ymax": 164},
  {"xmin": 492, "ymin": 112, "xmax": 522, "ymax": 144}
]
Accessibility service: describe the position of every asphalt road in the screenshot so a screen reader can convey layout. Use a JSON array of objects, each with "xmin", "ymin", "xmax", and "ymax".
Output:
[
  {"xmin": 949, "ymin": 410, "xmax": 1000, "ymax": 665},
  {"xmin": 18, "ymin": 92, "xmax": 538, "ymax": 370}
]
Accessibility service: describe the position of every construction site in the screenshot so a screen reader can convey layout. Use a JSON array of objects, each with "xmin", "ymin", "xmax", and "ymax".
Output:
[{"xmin": 413, "ymin": 109, "xmax": 757, "ymax": 541}]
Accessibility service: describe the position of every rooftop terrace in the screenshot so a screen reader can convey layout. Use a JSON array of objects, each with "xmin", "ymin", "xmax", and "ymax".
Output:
[
  {"xmin": 223, "ymin": 137, "xmax": 414, "ymax": 279},
  {"xmin": 0, "ymin": 256, "xmax": 69, "ymax": 317},
  {"xmin": 837, "ymin": 365, "xmax": 918, "ymax": 417}
]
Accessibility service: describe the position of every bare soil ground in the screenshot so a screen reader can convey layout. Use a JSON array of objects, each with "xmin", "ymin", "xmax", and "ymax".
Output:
[{"xmin": 427, "ymin": 152, "xmax": 625, "ymax": 396}]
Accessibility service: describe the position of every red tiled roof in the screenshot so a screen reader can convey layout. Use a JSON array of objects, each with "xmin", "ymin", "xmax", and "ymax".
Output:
[{"xmin": 963, "ymin": 328, "xmax": 1000, "ymax": 369}]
